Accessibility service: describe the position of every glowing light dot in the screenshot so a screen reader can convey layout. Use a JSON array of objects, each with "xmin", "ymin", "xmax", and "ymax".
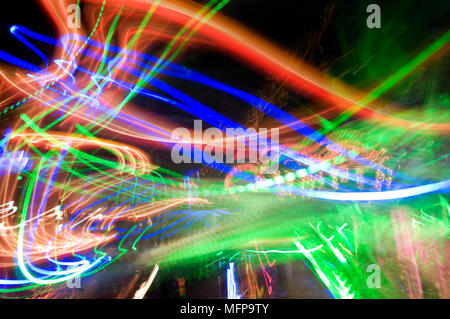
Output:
[
  {"xmin": 334, "ymin": 155, "xmax": 346, "ymax": 165},
  {"xmin": 246, "ymin": 184, "xmax": 255, "ymax": 191},
  {"xmin": 320, "ymin": 161, "xmax": 332, "ymax": 169},
  {"xmin": 307, "ymin": 165, "xmax": 319, "ymax": 174},
  {"xmin": 285, "ymin": 172, "xmax": 296, "ymax": 182},
  {"xmin": 263, "ymin": 179, "xmax": 274, "ymax": 188}
]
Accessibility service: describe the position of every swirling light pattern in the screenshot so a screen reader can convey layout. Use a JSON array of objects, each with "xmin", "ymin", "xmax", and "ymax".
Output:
[{"xmin": 0, "ymin": 0, "xmax": 448, "ymax": 299}]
